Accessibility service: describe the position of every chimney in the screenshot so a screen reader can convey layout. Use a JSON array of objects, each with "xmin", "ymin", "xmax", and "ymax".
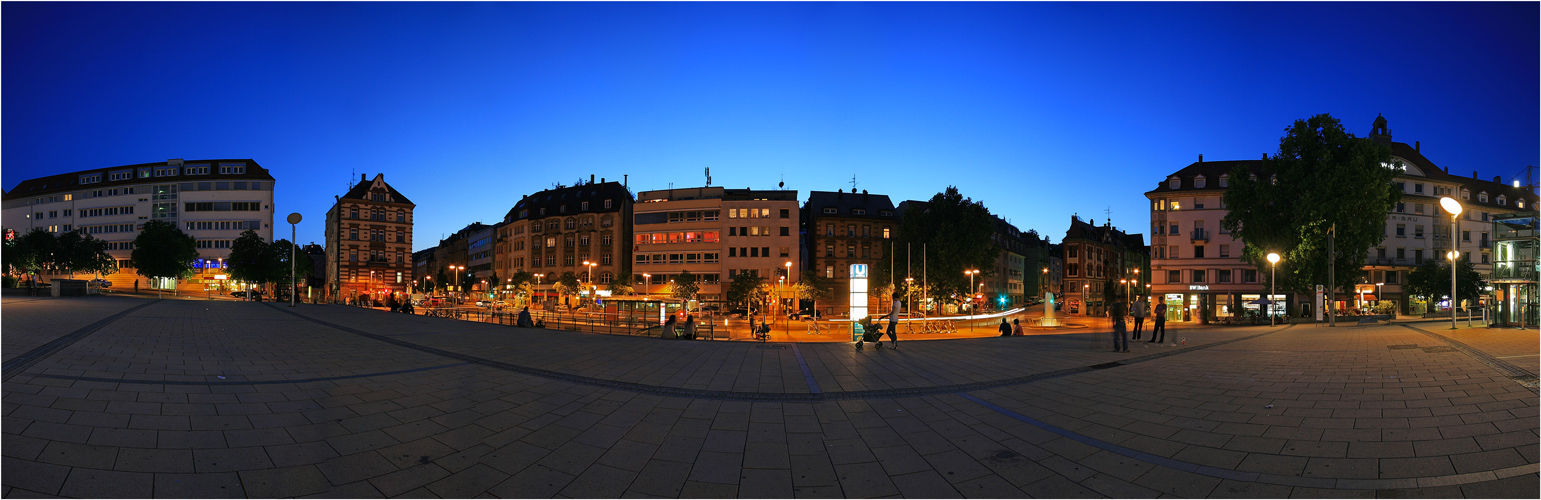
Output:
[
  {"xmin": 1443, "ymin": 166, "xmax": 1448, "ymax": 173},
  {"xmin": 624, "ymin": 174, "xmax": 628, "ymax": 187},
  {"xmin": 600, "ymin": 177, "xmax": 605, "ymax": 183},
  {"xmin": 1473, "ymin": 171, "xmax": 1479, "ymax": 179},
  {"xmin": 1494, "ymin": 176, "xmax": 1502, "ymax": 183},
  {"xmin": 1415, "ymin": 141, "xmax": 1420, "ymax": 152},
  {"xmin": 590, "ymin": 174, "xmax": 595, "ymax": 184},
  {"xmin": 1198, "ymin": 154, "xmax": 1204, "ymax": 163},
  {"xmin": 362, "ymin": 173, "xmax": 367, "ymax": 182}
]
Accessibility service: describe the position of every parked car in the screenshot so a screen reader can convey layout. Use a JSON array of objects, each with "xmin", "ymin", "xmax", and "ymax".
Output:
[
  {"xmin": 230, "ymin": 291, "xmax": 247, "ymax": 298},
  {"xmin": 788, "ymin": 309, "xmax": 822, "ymax": 320},
  {"xmin": 89, "ymin": 279, "xmax": 111, "ymax": 288}
]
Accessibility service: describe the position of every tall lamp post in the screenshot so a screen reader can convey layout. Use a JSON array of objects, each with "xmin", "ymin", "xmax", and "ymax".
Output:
[
  {"xmin": 964, "ymin": 270, "xmax": 979, "ymax": 314},
  {"xmin": 582, "ymin": 261, "xmax": 597, "ymax": 305},
  {"xmin": 287, "ymin": 213, "xmax": 301, "ymax": 307},
  {"xmin": 642, "ymin": 273, "xmax": 650, "ymax": 296},
  {"xmin": 1266, "ymin": 252, "xmax": 1281, "ymax": 327},
  {"xmin": 1440, "ymin": 196, "xmax": 1463, "ymax": 330}
]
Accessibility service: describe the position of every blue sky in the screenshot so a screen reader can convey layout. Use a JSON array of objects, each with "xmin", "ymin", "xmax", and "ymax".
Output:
[{"xmin": 4, "ymin": 2, "xmax": 1537, "ymax": 250}]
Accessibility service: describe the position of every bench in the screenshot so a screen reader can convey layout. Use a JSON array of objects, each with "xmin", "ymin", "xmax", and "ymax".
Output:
[{"xmin": 1355, "ymin": 315, "xmax": 1392, "ymax": 326}]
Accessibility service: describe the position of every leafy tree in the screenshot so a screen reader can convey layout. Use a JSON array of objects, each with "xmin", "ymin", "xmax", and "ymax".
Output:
[
  {"xmin": 671, "ymin": 270, "xmax": 700, "ymax": 307},
  {"xmin": 69, "ymin": 233, "xmax": 117, "ymax": 278},
  {"xmin": 1221, "ymin": 114, "xmax": 1399, "ymax": 298},
  {"xmin": 507, "ymin": 270, "xmax": 535, "ymax": 304},
  {"xmin": 268, "ymin": 239, "xmax": 311, "ymax": 298},
  {"xmin": 726, "ymin": 273, "xmax": 767, "ymax": 309},
  {"xmin": 130, "ymin": 220, "xmax": 197, "ymax": 297},
  {"xmin": 1405, "ymin": 258, "xmax": 1486, "ymax": 309},
  {"xmin": 227, "ymin": 229, "xmax": 271, "ymax": 295},
  {"xmin": 11, "ymin": 229, "xmax": 57, "ymax": 292},
  {"xmin": 878, "ymin": 186, "xmax": 1000, "ymax": 307},
  {"xmin": 607, "ymin": 272, "xmax": 635, "ymax": 296},
  {"xmin": 434, "ymin": 268, "xmax": 449, "ymax": 293},
  {"xmin": 487, "ymin": 271, "xmax": 501, "ymax": 299},
  {"xmin": 554, "ymin": 271, "xmax": 580, "ymax": 306}
]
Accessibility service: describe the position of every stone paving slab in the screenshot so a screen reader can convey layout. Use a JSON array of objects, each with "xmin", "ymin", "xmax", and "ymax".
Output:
[{"xmin": 1, "ymin": 299, "xmax": 1535, "ymax": 498}]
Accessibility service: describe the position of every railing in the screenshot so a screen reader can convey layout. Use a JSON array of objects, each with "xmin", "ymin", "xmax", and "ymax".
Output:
[
  {"xmin": 416, "ymin": 306, "xmax": 721, "ymax": 339},
  {"xmin": 1190, "ymin": 229, "xmax": 1209, "ymax": 242},
  {"xmin": 1480, "ymin": 241, "xmax": 1491, "ymax": 249},
  {"xmin": 1492, "ymin": 262, "xmax": 1538, "ymax": 282}
]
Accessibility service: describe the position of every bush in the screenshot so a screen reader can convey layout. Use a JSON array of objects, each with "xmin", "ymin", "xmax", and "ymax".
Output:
[
  {"xmin": 1373, "ymin": 301, "xmax": 1397, "ymax": 315},
  {"xmin": 2, "ymin": 275, "xmax": 16, "ymax": 288}
]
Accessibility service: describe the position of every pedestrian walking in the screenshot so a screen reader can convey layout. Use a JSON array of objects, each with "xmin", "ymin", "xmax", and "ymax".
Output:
[
  {"xmin": 1012, "ymin": 318, "xmax": 1024, "ymax": 336},
  {"xmin": 880, "ymin": 291, "xmax": 900, "ymax": 349},
  {"xmin": 1111, "ymin": 297, "xmax": 1129, "ymax": 352},
  {"xmin": 1149, "ymin": 301, "xmax": 1167, "ymax": 344},
  {"xmin": 998, "ymin": 317, "xmax": 1012, "ymax": 337},
  {"xmin": 1132, "ymin": 296, "xmax": 1147, "ymax": 340},
  {"xmin": 134, "ymin": 280, "xmax": 139, "ymax": 294}
]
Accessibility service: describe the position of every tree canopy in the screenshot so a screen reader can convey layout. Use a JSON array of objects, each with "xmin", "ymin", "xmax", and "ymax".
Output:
[
  {"xmin": 726, "ymin": 273, "xmax": 767, "ymax": 309},
  {"xmin": 670, "ymin": 270, "xmax": 700, "ymax": 303},
  {"xmin": 130, "ymin": 220, "xmax": 197, "ymax": 282},
  {"xmin": 1221, "ymin": 114, "xmax": 1400, "ymax": 296},
  {"xmin": 607, "ymin": 272, "xmax": 635, "ymax": 296},
  {"xmin": 878, "ymin": 186, "xmax": 999, "ymax": 305},
  {"xmin": 226, "ymin": 229, "xmax": 270, "ymax": 287},
  {"xmin": 1406, "ymin": 258, "xmax": 1486, "ymax": 306}
]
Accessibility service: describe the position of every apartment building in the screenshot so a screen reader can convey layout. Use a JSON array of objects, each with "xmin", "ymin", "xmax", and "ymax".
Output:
[
  {"xmin": 803, "ymin": 190, "xmax": 897, "ymax": 318},
  {"xmin": 324, "ymin": 174, "xmax": 414, "ymax": 303},
  {"xmin": 2, "ymin": 158, "xmax": 275, "ymax": 292},
  {"xmin": 1061, "ymin": 216, "xmax": 1146, "ymax": 317},
  {"xmin": 498, "ymin": 177, "xmax": 632, "ymax": 304},
  {"xmin": 631, "ymin": 187, "xmax": 800, "ymax": 307},
  {"xmin": 1148, "ymin": 116, "xmax": 1537, "ymax": 319},
  {"xmin": 1146, "ymin": 160, "xmax": 1272, "ymax": 322}
]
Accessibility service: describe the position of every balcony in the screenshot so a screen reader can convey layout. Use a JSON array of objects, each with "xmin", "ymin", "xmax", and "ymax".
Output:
[
  {"xmin": 1480, "ymin": 240, "xmax": 1491, "ymax": 249},
  {"xmin": 1190, "ymin": 229, "xmax": 1209, "ymax": 242}
]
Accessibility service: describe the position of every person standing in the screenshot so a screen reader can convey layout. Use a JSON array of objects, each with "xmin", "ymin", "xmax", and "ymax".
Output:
[
  {"xmin": 1132, "ymin": 296, "xmax": 1147, "ymax": 340},
  {"xmin": 1111, "ymin": 297, "xmax": 1129, "ymax": 352},
  {"xmin": 880, "ymin": 291, "xmax": 900, "ymax": 349},
  {"xmin": 1149, "ymin": 301, "xmax": 1167, "ymax": 344}
]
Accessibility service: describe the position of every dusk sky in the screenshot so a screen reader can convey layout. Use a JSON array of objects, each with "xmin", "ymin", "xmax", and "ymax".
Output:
[{"xmin": 4, "ymin": 2, "xmax": 1537, "ymax": 251}]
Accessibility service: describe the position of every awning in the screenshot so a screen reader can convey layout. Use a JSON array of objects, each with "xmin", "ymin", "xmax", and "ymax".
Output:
[
  {"xmin": 1248, "ymin": 298, "xmax": 1274, "ymax": 305},
  {"xmin": 1356, "ymin": 294, "xmax": 1378, "ymax": 301}
]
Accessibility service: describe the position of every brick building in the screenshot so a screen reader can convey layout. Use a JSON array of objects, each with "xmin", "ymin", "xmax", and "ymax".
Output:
[
  {"xmin": 497, "ymin": 178, "xmax": 632, "ymax": 304},
  {"xmin": 803, "ymin": 190, "xmax": 897, "ymax": 318},
  {"xmin": 324, "ymin": 174, "xmax": 414, "ymax": 303}
]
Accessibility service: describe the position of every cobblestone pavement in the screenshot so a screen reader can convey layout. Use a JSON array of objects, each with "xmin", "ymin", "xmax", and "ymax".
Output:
[{"xmin": 2, "ymin": 299, "xmax": 1535, "ymax": 498}]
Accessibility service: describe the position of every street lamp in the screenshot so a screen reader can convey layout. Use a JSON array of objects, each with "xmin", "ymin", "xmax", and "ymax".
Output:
[
  {"xmin": 287, "ymin": 213, "xmax": 301, "ymax": 307},
  {"xmin": 964, "ymin": 270, "xmax": 979, "ymax": 313},
  {"xmin": 1266, "ymin": 252, "xmax": 1280, "ymax": 327},
  {"xmin": 1120, "ymin": 279, "xmax": 1128, "ymax": 301},
  {"xmin": 642, "ymin": 273, "xmax": 651, "ymax": 296},
  {"xmin": 1083, "ymin": 283, "xmax": 1089, "ymax": 316},
  {"xmin": 1440, "ymin": 196, "xmax": 1462, "ymax": 330},
  {"xmin": 785, "ymin": 261, "xmax": 794, "ymax": 317},
  {"xmin": 583, "ymin": 261, "xmax": 597, "ymax": 304}
]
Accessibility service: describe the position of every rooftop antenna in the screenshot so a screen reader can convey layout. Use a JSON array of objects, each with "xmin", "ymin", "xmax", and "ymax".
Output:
[
  {"xmin": 849, "ymin": 175, "xmax": 858, "ymax": 192},
  {"xmin": 779, "ymin": 174, "xmax": 785, "ymax": 190},
  {"xmin": 1104, "ymin": 207, "xmax": 1112, "ymax": 226},
  {"xmin": 348, "ymin": 168, "xmax": 355, "ymax": 190},
  {"xmin": 705, "ymin": 167, "xmax": 712, "ymax": 187}
]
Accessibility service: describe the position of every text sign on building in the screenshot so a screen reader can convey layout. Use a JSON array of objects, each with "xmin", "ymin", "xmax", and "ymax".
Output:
[
  {"xmin": 1188, "ymin": 285, "xmax": 1210, "ymax": 291},
  {"xmin": 850, "ymin": 264, "xmax": 868, "ymax": 342}
]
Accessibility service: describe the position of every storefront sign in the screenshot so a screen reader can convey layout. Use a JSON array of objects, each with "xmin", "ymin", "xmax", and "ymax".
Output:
[{"xmin": 1188, "ymin": 285, "xmax": 1210, "ymax": 291}]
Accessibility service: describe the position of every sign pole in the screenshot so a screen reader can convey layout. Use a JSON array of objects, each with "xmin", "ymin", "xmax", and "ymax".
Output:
[{"xmin": 287, "ymin": 213, "xmax": 302, "ymax": 307}]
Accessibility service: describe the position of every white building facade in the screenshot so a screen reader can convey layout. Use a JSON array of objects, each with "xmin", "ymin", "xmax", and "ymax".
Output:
[{"xmin": 3, "ymin": 159, "xmax": 275, "ymax": 292}]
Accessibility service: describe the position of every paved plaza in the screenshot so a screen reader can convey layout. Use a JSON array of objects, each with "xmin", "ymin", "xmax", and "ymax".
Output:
[{"xmin": 2, "ymin": 296, "xmax": 1536, "ymax": 498}]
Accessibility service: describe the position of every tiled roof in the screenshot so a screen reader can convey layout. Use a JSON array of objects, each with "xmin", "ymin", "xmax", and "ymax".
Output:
[
  {"xmin": 805, "ymin": 191, "xmax": 897, "ymax": 219},
  {"xmin": 3, "ymin": 159, "xmax": 273, "ymax": 201},
  {"xmin": 340, "ymin": 174, "xmax": 415, "ymax": 206},
  {"xmin": 505, "ymin": 181, "xmax": 631, "ymax": 222}
]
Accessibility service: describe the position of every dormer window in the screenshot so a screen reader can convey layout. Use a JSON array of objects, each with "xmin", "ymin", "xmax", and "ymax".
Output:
[
  {"xmin": 879, "ymin": 210, "xmax": 893, "ymax": 217},
  {"xmin": 1462, "ymin": 189, "xmax": 1470, "ymax": 200},
  {"xmin": 1194, "ymin": 175, "xmax": 1206, "ymax": 189},
  {"xmin": 1518, "ymin": 199, "xmax": 1526, "ymax": 209},
  {"xmin": 519, "ymin": 210, "xmax": 528, "ymax": 219},
  {"xmin": 218, "ymin": 162, "xmax": 246, "ymax": 174},
  {"xmin": 852, "ymin": 208, "xmax": 866, "ymax": 215},
  {"xmin": 823, "ymin": 207, "xmax": 836, "ymax": 214},
  {"xmin": 1497, "ymin": 195, "xmax": 1506, "ymax": 206},
  {"xmin": 1479, "ymin": 192, "xmax": 1488, "ymax": 203},
  {"xmin": 1168, "ymin": 176, "xmax": 1181, "ymax": 189},
  {"xmin": 1218, "ymin": 175, "xmax": 1228, "ymax": 188}
]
